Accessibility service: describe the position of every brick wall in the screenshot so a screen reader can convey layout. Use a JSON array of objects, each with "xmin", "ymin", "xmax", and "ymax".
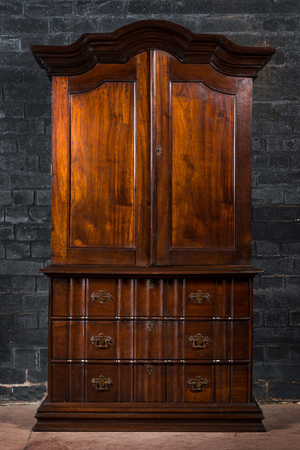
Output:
[{"xmin": 0, "ymin": 0, "xmax": 299, "ymax": 402}]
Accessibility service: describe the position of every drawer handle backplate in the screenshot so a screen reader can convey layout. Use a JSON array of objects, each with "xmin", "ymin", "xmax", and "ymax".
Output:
[
  {"xmin": 189, "ymin": 333, "xmax": 210, "ymax": 350},
  {"xmin": 91, "ymin": 289, "xmax": 112, "ymax": 304},
  {"xmin": 187, "ymin": 375, "xmax": 208, "ymax": 392},
  {"xmin": 91, "ymin": 333, "xmax": 112, "ymax": 349},
  {"xmin": 189, "ymin": 290, "xmax": 210, "ymax": 304},
  {"xmin": 91, "ymin": 375, "xmax": 112, "ymax": 391}
]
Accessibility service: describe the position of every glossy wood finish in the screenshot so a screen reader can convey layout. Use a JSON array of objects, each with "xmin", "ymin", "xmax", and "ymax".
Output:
[
  {"xmin": 31, "ymin": 21, "xmax": 275, "ymax": 432},
  {"xmin": 30, "ymin": 20, "xmax": 275, "ymax": 78}
]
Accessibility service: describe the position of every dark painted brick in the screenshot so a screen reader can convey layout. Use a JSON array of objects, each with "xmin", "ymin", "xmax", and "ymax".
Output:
[
  {"xmin": 258, "ymin": 172, "xmax": 300, "ymax": 187},
  {"xmin": 27, "ymin": 367, "xmax": 47, "ymax": 383},
  {"xmin": 284, "ymin": 188, "xmax": 300, "ymax": 204},
  {"xmin": 250, "ymin": 17, "xmax": 299, "ymax": 32},
  {"xmin": 254, "ymin": 327, "xmax": 299, "ymax": 345},
  {"xmin": 0, "ymin": 154, "xmax": 38, "ymax": 172},
  {"xmin": 4, "ymin": 84, "xmax": 50, "ymax": 102},
  {"xmin": 0, "ymin": 173, "xmax": 8, "ymax": 187},
  {"xmin": 14, "ymin": 313, "xmax": 38, "ymax": 329},
  {"xmin": 265, "ymin": 309, "xmax": 289, "ymax": 327},
  {"xmin": 16, "ymin": 224, "xmax": 51, "ymax": 241},
  {"xmin": 11, "ymin": 276, "xmax": 35, "ymax": 293},
  {"xmin": 0, "ymin": 69, "xmax": 22, "ymax": 83},
  {"xmin": 253, "ymin": 363, "xmax": 277, "ymax": 380},
  {"xmin": 0, "ymin": 224, "xmax": 14, "ymax": 241},
  {"xmin": 0, "ymin": 368, "xmax": 25, "ymax": 384},
  {"xmin": 289, "ymin": 346, "xmax": 300, "ymax": 363},
  {"xmin": 253, "ymin": 346, "xmax": 265, "ymax": 362},
  {"xmin": 253, "ymin": 382, "xmax": 267, "ymax": 400},
  {"xmin": 0, "ymin": 261, "xmax": 41, "ymax": 276},
  {"xmin": 252, "ymin": 222, "xmax": 265, "ymax": 239},
  {"xmin": 26, "ymin": 1, "xmax": 73, "ymax": 16},
  {"xmin": 254, "ymin": 257, "xmax": 294, "ymax": 275},
  {"xmin": 12, "ymin": 384, "xmax": 46, "ymax": 402},
  {"xmin": 0, "ymin": 295, "xmax": 21, "ymax": 314},
  {"xmin": 0, "ymin": 349, "xmax": 13, "ymax": 366},
  {"xmin": 0, "ymin": 314, "xmax": 13, "ymax": 330},
  {"xmin": 0, "ymin": 277, "xmax": 10, "ymax": 294},
  {"xmin": 32, "ymin": 241, "xmax": 51, "ymax": 258},
  {"xmin": 268, "ymin": 381, "xmax": 300, "ymax": 400},
  {"xmin": 5, "ymin": 207, "xmax": 29, "ymax": 224},
  {"xmin": 6, "ymin": 242, "xmax": 30, "ymax": 259},
  {"xmin": 39, "ymin": 348, "xmax": 48, "ymax": 370},
  {"xmin": 0, "ymin": 136, "xmax": 17, "ymax": 154},
  {"xmin": 36, "ymin": 190, "xmax": 51, "ymax": 206},
  {"xmin": 253, "ymin": 309, "xmax": 264, "ymax": 327},
  {"xmin": 14, "ymin": 348, "xmax": 37, "ymax": 370},
  {"xmin": 278, "ymin": 206, "xmax": 300, "ymax": 221},
  {"xmin": 39, "ymin": 310, "xmax": 48, "ymax": 328},
  {"xmin": 22, "ymin": 294, "xmax": 48, "ymax": 313},
  {"xmin": 260, "ymin": 276, "xmax": 284, "ymax": 290},
  {"xmin": 126, "ymin": 0, "xmax": 172, "ymax": 14},
  {"xmin": 285, "ymin": 276, "xmax": 300, "ymax": 289},
  {"xmin": 266, "ymin": 222, "xmax": 300, "ymax": 240},
  {"xmin": 0, "ymin": 102, "xmax": 24, "ymax": 119},
  {"xmin": 5, "ymin": 329, "xmax": 48, "ymax": 347},
  {"xmin": 0, "ymin": 1, "xmax": 23, "ymax": 15},
  {"xmin": 30, "ymin": 207, "xmax": 51, "ymax": 223},
  {"xmin": 0, "ymin": 189, "xmax": 11, "ymax": 206},
  {"xmin": 256, "ymin": 241, "xmax": 280, "ymax": 256},
  {"xmin": 289, "ymin": 310, "xmax": 300, "ymax": 326},
  {"xmin": 26, "ymin": 103, "xmax": 51, "ymax": 118},
  {"xmin": 272, "ymin": 290, "xmax": 300, "ymax": 309},
  {"xmin": 253, "ymin": 154, "xmax": 289, "ymax": 172},
  {"xmin": 0, "ymin": 17, "xmax": 49, "ymax": 34},
  {"xmin": 10, "ymin": 173, "xmax": 51, "ymax": 189},
  {"xmin": 77, "ymin": 0, "xmax": 124, "ymax": 15},
  {"xmin": 283, "ymin": 243, "xmax": 300, "ymax": 256},
  {"xmin": 0, "ymin": 386, "xmax": 12, "ymax": 401},
  {"xmin": 277, "ymin": 364, "xmax": 300, "ymax": 381},
  {"xmin": 12, "ymin": 190, "xmax": 34, "ymax": 206},
  {"xmin": 252, "ymin": 188, "xmax": 283, "ymax": 205},
  {"xmin": 284, "ymin": 138, "xmax": 300, "ymax": 153},
  {"xmin": 36, "ymin": 276, "xmax": 49, "ymax": 293},
  {"xmin": 266, "ymin": 345, "xmax": 289, "ymax": 362},
  {"xmin": 253, "ymin": 207, "xmax": 277, "ymax": 222},
  {"xmin": 18, "ymin": 136, "xmax": 51, "ymax": 155}
]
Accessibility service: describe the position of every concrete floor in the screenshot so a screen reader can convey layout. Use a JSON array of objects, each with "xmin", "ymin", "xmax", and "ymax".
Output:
[{"xmin": 0, "ymin": 403, "xmax": 299, "ymax": 449}]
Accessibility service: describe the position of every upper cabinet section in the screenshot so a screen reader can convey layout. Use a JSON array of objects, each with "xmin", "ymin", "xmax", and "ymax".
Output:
[{"xmin": 31, "ymin": 21, "xmax": 275, "ymax": 267}]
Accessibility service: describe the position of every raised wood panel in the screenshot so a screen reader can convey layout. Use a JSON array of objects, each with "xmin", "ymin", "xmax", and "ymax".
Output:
[
  {"xmin": 135, "ymin": 321, "xmax": 166, "ymax": 359},
  {"xmin": 135, "ymin": 279, "xmax": 166, "ymax": 317},
  {"xmin": 134, "ymin": 364, "xmax": 166, "ymax": 402},
  {"xmin": 171, "ymin": 82, "xmax": 235, "ymax": 250},
  {"xmin": 70, "ymin": 81, "xmax": 135, "ymax": 249}
]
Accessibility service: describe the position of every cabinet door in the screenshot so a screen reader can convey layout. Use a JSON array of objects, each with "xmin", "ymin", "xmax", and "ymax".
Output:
[
  {"xmin": 51, "ymin": 53, "xmax": 150, "ymax": 265},
  {"xmin": 153, "ymin": 51, "xmax": 252, "ymax": 265}
]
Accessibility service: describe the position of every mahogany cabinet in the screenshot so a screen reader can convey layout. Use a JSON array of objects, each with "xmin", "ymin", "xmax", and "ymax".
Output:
[{"xmin": 30, "ymin": 20, "xmax": 275, "ymax": 431}]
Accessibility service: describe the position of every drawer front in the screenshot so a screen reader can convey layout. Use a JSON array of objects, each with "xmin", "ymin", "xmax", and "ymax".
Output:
[
  {"xmin": 86, "ymin": 321, "xmax": 133, "ymax": 360},
  {"xmin": 52, "ymin": 277, "xmax": 250, "ymax": 319},
  {"xmin": 50, "ymin": 363, "xmax": 250, "ymax": 403}
]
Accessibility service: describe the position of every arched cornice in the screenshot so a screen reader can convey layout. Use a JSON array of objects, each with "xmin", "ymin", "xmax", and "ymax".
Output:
[{"xmin": 30, "ymin": 20, "xmax": 276, "ymax": 78}]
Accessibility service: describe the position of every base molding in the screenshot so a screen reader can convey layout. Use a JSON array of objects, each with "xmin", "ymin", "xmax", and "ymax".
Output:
[{"xmin": 33, "ymin": 398, "xmax": 265, "ymax": 432}]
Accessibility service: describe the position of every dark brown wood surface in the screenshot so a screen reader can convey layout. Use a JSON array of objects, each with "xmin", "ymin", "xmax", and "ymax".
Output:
[{"xmin": 31, "ymin": 21, "xmax": 275, "ymax": 432}]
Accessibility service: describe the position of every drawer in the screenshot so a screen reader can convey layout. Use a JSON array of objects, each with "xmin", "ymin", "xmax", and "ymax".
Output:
[{"xmin": 50, "ymin": 362, "xmax": 250, "ymax": 403}]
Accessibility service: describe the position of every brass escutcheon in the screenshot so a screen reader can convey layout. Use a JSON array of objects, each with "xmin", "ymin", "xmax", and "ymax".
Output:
[
  {"xmin": 155, "ymin": 146, "xmax": 162, "ymax": 156},
  {"xmin": 189, "ymin": 333, "xmax": 210, "ymax": 350},
  {"xmin": 146, "ymin": 364, "xmax": 153, "ymax": 376},
  {"xmin": 187, "ymin": 375, "xmax": 208, "ymax": 392},
  {"xmin": 91, "ymin": 333, "xmax": 112, "ymax": 349},
  {"xmin": 91, "ymin": 289, "xmax": 112, "ymax": 304},
  {"xmin": 147, "ymin": 321, "xmax": 153, "ymax": 332},
  {"xmin": 189, "ymin": 290, "xmax": 210, "ymax": 304},
  {"xmin": 91, "ymin": 375, "xmax": 112, "ymax": 391},
  {"xmin": 147, "ymin": 279, "xmax": 154, "ymax": 290}
]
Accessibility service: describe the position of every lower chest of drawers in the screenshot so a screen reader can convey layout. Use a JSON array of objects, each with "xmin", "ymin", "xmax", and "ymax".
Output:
[{"xmin": 49, "ymin": 276, "xmax": 253, "ymax": 405}]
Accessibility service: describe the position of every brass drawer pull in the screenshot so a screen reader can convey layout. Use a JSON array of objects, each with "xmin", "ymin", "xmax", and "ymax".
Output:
[
  {"xmin": 187, "ymin": 375, "xmax": 208, "ymax": 392},
  {"xmin": 189, "ymin": 290, "xmax": 210, "ymax": 304},
  {"xmin": 91, "ymin": 289, "xmax": 112, "ymax": 304},
  {"xmin": 189, "ymin": 333, "xmax": 210, "ymax": 350},
  {"xmin": 91, "ymin": 333, "xmax": 112, "ymax": 349},
  {"xmin": 91, "ymin": 375, "xmax": 112, "ymax": 391}
]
